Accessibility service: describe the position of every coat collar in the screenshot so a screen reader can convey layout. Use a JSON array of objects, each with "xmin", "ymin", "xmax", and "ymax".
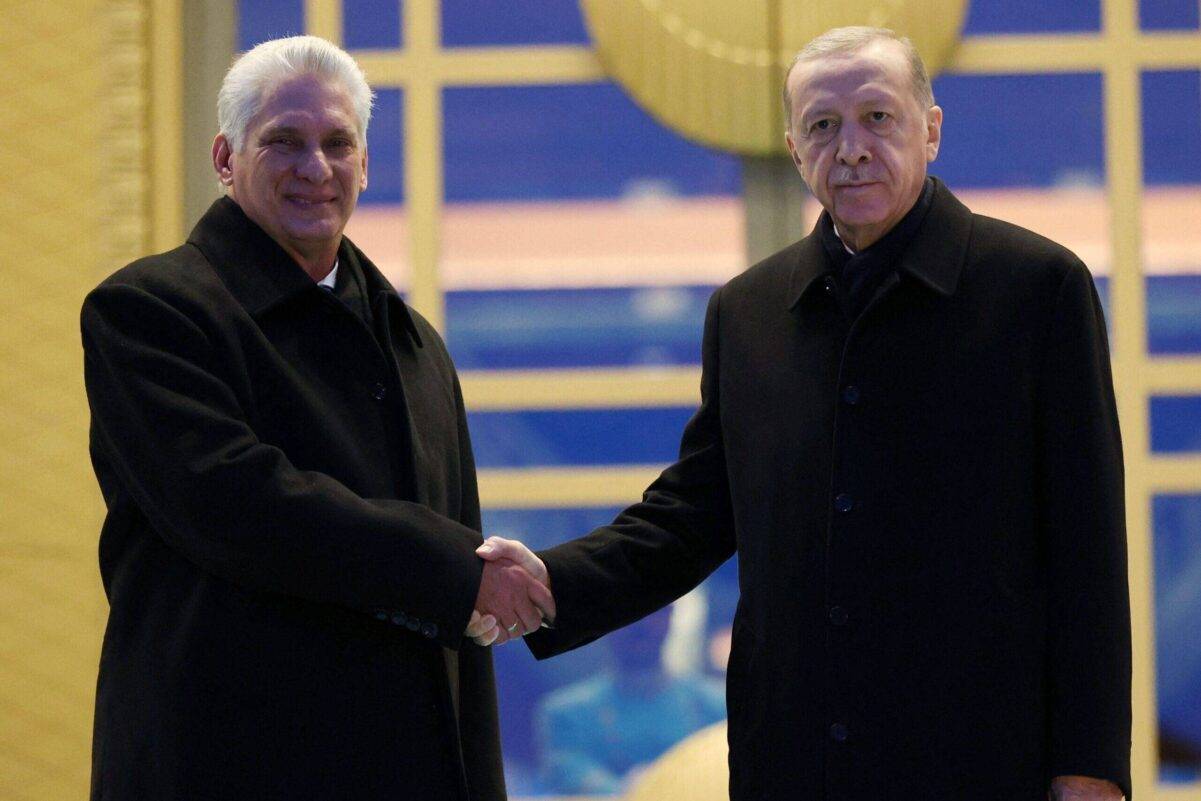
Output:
[
  {"xmin": 188, "ymin": 197, "xmax": 422, "ymax": 347},
  {"xmin": 788, "ymin": 176, "xmax": 972, "ymax": 309}
]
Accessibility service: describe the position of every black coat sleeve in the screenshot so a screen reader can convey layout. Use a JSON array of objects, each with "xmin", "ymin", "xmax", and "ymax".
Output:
[
  {"xmin": 81, "ymin": 282, "xmax": 483, "ymax": 650},
  {"xmin": 526, "ymin": 288, "xmax": 737, "ymax": 658},
  {"xmin": 1036, "ymin": 261, "xmax": 1132, "ymax": 796}
]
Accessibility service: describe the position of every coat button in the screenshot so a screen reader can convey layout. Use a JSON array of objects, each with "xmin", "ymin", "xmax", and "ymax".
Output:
[
  {"xmin": 372, "ymin": 382, "xmax": 387, "ymax": 401},
  {"xmin": 824, "ymin": 277, "xmax": 836, "ymax": 295},
  {"xmin": 828, "ymin": 606, "xmax": 849, "ymax": 626},
  {"xmin": 391, "ymin": 612, "xmax": 408, "ymax": 627},
  {"xmin": 421, "ymin": 622, "xmax": 439, "ymax": 639},
  {"xmin": 830, "ymin": 723, "xmax": 849, "ymax": 742},
  {"xmin": 405, "ymin": 618, "xmax": 421, "ymax": 632},
  {"xmin": 841, "ymin": 385, "xmax": 860, "ymax": 406},
  {"xmin": 834, "ymin": 493, "xmax": 854, "ymax": 513}
]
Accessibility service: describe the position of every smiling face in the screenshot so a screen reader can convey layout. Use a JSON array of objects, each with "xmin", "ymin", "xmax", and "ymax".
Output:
[
  {"xmin": 213, "ymin": 73, "xmax": 367, "ymax": 277},
  {"xmin": 784, "ymin": 39, "xmax": 941, "ymax": 251}
]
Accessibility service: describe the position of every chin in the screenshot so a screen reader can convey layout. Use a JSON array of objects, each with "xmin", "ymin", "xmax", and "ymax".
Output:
[
  {"xmin": 284, "ymin": 217, "xmax": 341, "ymax": 238},
  {"xmin": 835, "ymin": 209, "xmax": 890, "ymax": 231},
  {"xmin": 831, "ymin": 193, "xmax": 890, "ymax": 223}
]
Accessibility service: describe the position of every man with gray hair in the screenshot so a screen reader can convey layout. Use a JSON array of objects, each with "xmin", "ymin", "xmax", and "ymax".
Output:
[
  {"xmin": 480, "ymin": 26, "xmax": 1131, "ymax": 801},
  {"xmin": 82, "ymin": 35, "xmax": 548, "ymax": 800}
]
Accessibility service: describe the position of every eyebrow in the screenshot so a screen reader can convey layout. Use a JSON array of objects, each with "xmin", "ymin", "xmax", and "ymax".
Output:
[
  {"xmin": 258, "ymin": 125, "xmax": 301, "ymax": 141},
  {"xmin": 258, "ymin": 124, "xmax": 358, "ymax": 141},
  {"xmin": 800, "ymin": 105, "xmax": 836, "ymax": 121},
  {"xmin": 853, "ymin": 89, "xmax": 900, "ymax": 106},
  {"xmin": 801, "ymin": 90, "xmax": 901, "ymax": 119}
]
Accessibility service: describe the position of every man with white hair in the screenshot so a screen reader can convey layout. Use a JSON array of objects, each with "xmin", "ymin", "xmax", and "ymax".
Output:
[
  {"xmin": 479, "ymin": 26, "xmax": 1131, "ymax": 801},
  {"xmin": 81, "ymin": 36, "xmax": 545, "ymax": 800}
]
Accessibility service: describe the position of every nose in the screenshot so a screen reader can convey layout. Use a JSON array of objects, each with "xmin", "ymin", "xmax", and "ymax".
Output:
[
  {"xmin": 835, "ymin": 123, "xmax": 872, "ymax": 166},
  {"xmin": 295, "ymin": 146, "xmax": 333, "ymax": 183}
]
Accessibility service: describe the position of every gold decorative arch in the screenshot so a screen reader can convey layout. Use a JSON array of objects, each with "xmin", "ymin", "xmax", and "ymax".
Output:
[{"xmin": 579, "ymin": 0, "xmax": 969, "ymax": 155}]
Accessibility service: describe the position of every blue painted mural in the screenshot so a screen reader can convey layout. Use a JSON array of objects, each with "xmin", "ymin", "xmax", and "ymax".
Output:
[{"xmin": 235, "ymin": 1, "xmax": 1201, "ymax": 792}]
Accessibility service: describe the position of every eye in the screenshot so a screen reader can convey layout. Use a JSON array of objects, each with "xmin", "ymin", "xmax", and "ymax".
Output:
[
  {"xmin": 325, "ymin": 136, "xmax": 357, "ymax": 152},
  {"xmin": 809, "ymin": 118, "xmax": 836, "ymax": 135},
  {"xmin": 868, "ymin": 111, "xmax": 891, "ymax": 123}
]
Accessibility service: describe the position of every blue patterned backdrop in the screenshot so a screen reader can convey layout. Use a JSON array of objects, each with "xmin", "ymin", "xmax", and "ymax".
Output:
[{"xmin": 237, "ymin": 1, "xmax": 1201, "ymax": 791}]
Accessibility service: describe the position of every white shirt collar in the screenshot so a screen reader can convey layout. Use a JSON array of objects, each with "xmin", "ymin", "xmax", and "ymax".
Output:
[
  {"xmin": 317, "ymin": 259, "xmax": 339, "ymax": 290},
  {"xmin": 831, "ymin": 223, "xmax": 856, "ymax": 255}
]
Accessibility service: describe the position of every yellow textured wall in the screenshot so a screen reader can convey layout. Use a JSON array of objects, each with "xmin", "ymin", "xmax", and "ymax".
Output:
[{"xmin": 0, "ymin": 1, "xmax": 114, "ymax": 796}]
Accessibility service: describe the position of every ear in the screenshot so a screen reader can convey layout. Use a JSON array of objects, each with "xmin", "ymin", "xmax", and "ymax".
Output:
[
  {"xmin": 213, "ymin": 134, "xmax": 235, "ymax": 188},
  {"xmin": 359, "ymin": 146, "xmax": 368, "ymax": 192},
  {"xmin": 924, "ymin": 105, "xmax": 943, "ymax": 163},
  {"xmin": 785, "ymin": 129, "xmax": 805, "ymax": 175}
]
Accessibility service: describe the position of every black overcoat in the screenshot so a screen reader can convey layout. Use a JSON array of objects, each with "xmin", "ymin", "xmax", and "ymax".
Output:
[
  {"xmin": 82, "ymin": 198, "xmax": 503, "ymax": 800},
  {"xmin": 527, "ymin": 180, "xmax": 1132, "ymax": 800}
]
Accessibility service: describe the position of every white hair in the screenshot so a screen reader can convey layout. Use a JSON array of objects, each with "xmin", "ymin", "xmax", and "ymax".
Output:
[
  {"xmin": 218, "ymin": 35, "xmax": 374, "ymax": 153},
  {"xmin": 783, "ymin": 26, "xmax": 935, "ymax": 130}
]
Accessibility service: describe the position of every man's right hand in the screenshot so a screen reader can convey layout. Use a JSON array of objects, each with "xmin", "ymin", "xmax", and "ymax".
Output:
[
  {"xmin": 477, "ymin": 536, "xmax": 551, "ymax": 592},
  {"xmin": 471, "ymin": 538, "xmax": 555, "ymax": 646}
]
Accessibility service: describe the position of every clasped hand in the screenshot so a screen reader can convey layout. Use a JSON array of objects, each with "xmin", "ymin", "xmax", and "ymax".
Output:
[{"xmin": 465, "ymin": 536, "xmax": 554, "ymax": 646}]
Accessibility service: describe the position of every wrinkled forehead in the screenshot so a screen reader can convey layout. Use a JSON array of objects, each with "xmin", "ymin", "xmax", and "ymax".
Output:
[
  {"xmin": 252, "ymin": 73, "xmax": 360, "ymax": 132},
  {"xmin": 787, "ymin": 45, "xmax": 910, "ymax": 115}
]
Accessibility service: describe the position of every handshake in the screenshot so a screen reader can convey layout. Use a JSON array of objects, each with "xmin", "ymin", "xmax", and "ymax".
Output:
[{"xmin": 465, "ymin": 536, "xmax": 555, "ymax": 647}]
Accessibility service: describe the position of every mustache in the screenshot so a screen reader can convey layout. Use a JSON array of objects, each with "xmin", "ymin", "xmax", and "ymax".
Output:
[{"xmin": 829, "ymin": 169, "xmax": 878, "ymax": 186}]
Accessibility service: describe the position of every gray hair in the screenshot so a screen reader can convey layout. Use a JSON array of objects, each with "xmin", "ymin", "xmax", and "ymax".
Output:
[
  {"xmin": 782, "ymin": 27, "xmax": 935, "ymax": 130},
  {"xmin": 218, "ymin": 35, "xmax": 374, "ymax": 153}
]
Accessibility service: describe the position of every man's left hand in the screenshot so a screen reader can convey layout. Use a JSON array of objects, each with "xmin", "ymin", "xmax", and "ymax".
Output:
[{"xmin": 1049, "ymin": 776, "xmax": 1124, "ymax": 800}]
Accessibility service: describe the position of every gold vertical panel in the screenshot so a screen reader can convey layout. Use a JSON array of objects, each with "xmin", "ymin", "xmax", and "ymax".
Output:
[
  {"xmin": 1100, "ymin": 0, "xmax": 1158, "ymax": 795},
  {"xmin": 0, "ymin": 558, "xmax": 105, "ymax": 800},
  {"xmin": 149, "ymin": 0, "xmax": 184, "ymax": 250},
  {"xmin": 103, "ymin": 0, "xmax": 150, "ymax": 268},
  {"xmin": 305, "ymin": 0, "xmax": 343, "ymax": 45},
  {"xmin": 401, "ymin": 0, "xmax": 446, "ymax": 332},
  {"xmin": 0, "ymin": 0, "xmax": 140, "ymax": 797}
]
